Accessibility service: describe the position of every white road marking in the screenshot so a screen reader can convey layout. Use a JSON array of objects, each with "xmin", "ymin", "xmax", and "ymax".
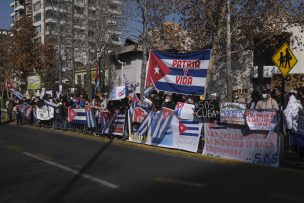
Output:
[
  {"xmin": 154, "ymin": 177, "xmax": 206, "ymax": 188},
  {"xmin": 23, "ymin": 152, "xmax": 119, "ymax": 189},
  {"xmin": 270, "ymin": 192, "xmax": 304, "ymax": 202}
]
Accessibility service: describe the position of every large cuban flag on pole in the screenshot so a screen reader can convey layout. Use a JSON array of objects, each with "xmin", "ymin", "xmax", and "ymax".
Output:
[{"xmin": 145, "ymin": 50, "xmax": 211, "ymax": 95}]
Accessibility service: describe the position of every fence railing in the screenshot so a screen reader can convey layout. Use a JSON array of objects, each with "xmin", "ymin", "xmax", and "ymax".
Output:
[{"xmin": 1, "ymin": 106, "xmax": 303, "ymax": 169}]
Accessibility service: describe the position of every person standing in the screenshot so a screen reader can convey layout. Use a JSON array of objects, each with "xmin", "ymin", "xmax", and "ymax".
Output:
[
  {"xmin": 162, "ymin": 94, "xmax": 175, "ymax": 110},
  {"xmin": 255, "ymin": 89, "xmax": 279, "ymax": 110}
]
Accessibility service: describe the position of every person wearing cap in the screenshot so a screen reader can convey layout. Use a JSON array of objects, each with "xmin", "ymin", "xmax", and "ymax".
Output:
[{"xmin": 255, "ymin": 89, "xmax": 279, "ymax": 110}]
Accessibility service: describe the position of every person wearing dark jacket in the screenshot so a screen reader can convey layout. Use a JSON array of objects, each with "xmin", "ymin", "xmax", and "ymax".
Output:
[{"xmin": 162, "ymin": 95, "xmax": 175, "ymax": 110}]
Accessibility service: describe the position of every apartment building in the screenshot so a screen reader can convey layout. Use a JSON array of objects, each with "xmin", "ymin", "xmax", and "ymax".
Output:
[{"xmin": 10, "ymin": 0, "xmax": 122, "ymax": 84}]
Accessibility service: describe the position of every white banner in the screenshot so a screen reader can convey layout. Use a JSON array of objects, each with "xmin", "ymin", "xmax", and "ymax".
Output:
[
  {"xmin": 36, "ymin": 105, "xmax": 54, "ymax": 121},
  {"xmin": 109, "ymin": 86, "xmax": 126, "ymax": 100}
]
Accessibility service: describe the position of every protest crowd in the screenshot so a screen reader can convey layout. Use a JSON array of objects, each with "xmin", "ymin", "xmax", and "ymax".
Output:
[{"xmin": 2, "ymin": 50, "xmax": 304, "ymax": 168}]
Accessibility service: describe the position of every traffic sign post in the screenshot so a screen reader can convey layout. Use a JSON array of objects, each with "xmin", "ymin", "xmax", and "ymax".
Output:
[
  {"xmin": 272, "ymin": 42, "xmax": 298, "ymax": 162},
  {"xmin": 272, "ymin": 42, "xmax": 298, "ymax": 78}
]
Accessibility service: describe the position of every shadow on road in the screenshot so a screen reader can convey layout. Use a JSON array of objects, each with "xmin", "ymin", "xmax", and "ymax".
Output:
[{"xmin": 49, "ymin": 138, "xmax": 113, "ymax": 202}]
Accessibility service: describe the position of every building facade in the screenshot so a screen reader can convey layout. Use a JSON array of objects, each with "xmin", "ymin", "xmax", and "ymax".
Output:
[{"xmin": 10, "ymin": 0, "xmax": 122, "ymax": 85}]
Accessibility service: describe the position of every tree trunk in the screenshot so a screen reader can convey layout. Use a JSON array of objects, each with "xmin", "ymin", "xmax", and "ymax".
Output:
[
  {"xmin": 139, "ymin": 0, "xmax": 147, "ymax": 102},
  {"xmin": 226, "ymin": 0, "xmax": 232, "ymax": 102}
]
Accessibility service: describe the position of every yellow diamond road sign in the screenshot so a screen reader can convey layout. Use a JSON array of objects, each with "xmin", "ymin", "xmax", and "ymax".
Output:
[{"xmin": 272, "ymin": 42, "xmax": 298, "ymax": 78}]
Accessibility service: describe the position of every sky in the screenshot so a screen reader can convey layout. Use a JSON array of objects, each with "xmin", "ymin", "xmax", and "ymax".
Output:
[{"xmin": 0, "ymin": 0, "xmax": 12, "ymax": 29}]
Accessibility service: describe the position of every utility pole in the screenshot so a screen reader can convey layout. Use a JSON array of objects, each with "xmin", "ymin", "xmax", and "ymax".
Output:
[
  {"xmin": 139, "ymin": 0, "xmax": 147, "ymax": 102},
  {"xmin": 226, "ymin": 0, "xmax": 232, "ymax": 102},
  {"xmin": 84, "ymin": 0, "xmax": 92, "ymax": 99},
  {"xmin": 70, "ymin": 0, "xmax": 75, "ymax": 88}
]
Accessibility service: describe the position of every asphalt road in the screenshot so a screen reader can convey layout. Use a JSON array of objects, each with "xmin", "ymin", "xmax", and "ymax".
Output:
[{"xmin": 0, "ymin": 124, "xmax": 304, "ymax": 203}]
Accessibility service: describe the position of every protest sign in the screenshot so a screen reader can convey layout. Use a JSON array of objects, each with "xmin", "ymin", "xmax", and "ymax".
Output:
[
  {"xmin": 175, "ymin": 102, "xmax": 195, "ymax": 120},
  {"xmin": 109, "ymin": 86, "xmax": 126, "ymax": 100},
  {"xmin": 36, "ymin": 105, "xmax": 54, "ymax": 121},
  {"xmin": 271, "ymin": 74, "xmax": 304, "ymax": 91},
  {"xmin": 131, "ymin": 112, "xmax": 201, "ymax": 153},
  {"xmin": 203, "ymin": 122, "xmax": 279, "ymax": 167},
  {"xmin": 220, "ymin": 103, "xmax": 246, "ymax": 125},
  {"xmin": 27, "ymin": 76, "xmax": 41, "ymax": 90},
  {"xmin": 194, "ymin": 100, "xmax": 219, "ymax": 122},
  {"xmin": 246, "ymin": 110, "xmax": 277, "ymax": 131}
]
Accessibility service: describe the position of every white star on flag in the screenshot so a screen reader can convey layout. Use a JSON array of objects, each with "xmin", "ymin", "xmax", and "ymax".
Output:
[{"xmin": 154, "ymin": 66, "xmax": 160, "ymax": 74}]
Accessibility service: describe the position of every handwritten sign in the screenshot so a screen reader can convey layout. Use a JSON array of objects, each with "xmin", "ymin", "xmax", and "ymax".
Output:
[
  {"xmin": 203, "ymin": 122, "xmax": 279, "ymax": 167},
  {"xmin": 220, "ymin": 103, "xmax": 246, "ymax": 125},
  {"xmin": 194, "ymin": 100, "xmax": 219, "ymax": 122},
  {"xmin": 246, "ymin": 110, "xmax": 277, "ymax": 131},
  {"xmin": 271, "ymin": 74, "xmax": 304, "ymax": 91}
]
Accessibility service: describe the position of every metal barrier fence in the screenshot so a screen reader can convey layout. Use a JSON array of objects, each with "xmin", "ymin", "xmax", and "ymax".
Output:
[{"xmin": 3, "ymin": 105, "xmax": 304, "ymax": 169}]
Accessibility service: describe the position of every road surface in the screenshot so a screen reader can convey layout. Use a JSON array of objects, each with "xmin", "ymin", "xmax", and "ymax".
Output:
[{"xmin": 0, "ymin": 124, "xmax": 303, "ymax": 203}]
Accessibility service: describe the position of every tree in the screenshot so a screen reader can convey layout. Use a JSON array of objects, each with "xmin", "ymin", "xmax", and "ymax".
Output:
[
  {"xmin": 178, "ymin": 0, "xmax": 304, "ymax": 100},
  {"xmin": 124, "ymin": 0, "xmax": 177, "ymax": 101},
  {"xmin": 6, "ymin": 16, "xmax": 55, "ymax": 91}
]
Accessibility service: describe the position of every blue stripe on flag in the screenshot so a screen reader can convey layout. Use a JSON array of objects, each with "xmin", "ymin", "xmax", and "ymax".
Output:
[
  {"xmin": 181, "ymin": 133, "xmax": 199, "ymax": 137},
  {"xmin": 156, "ymin": 82, "xmax": 205, "ymax": 95},
  {"xmin": 168, "ymin": 68, "xmax": 207, "ymax": 77},
  {"xmin": 153, "ymin": 50, "xmax": 211, "ymax": 60}
]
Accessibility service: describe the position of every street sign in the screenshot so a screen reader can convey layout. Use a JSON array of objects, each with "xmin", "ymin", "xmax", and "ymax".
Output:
[{"xmin": 272, "ymin": 42, "xmax": 298, "ymax": 78}]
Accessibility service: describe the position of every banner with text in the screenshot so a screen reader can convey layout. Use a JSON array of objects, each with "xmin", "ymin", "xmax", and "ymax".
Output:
[
  {"xmin": 220, "ymin": 103, "xmax": 246, "ymax": 125},
  {"xmin": 246, "ymin": 110, "xmax": 277, "ymax": 131},
  {"xmin": 203, "ymin": 122, "xmax": 280, "ymax": 167},
  {"xmin": 130, "ymin": 113, "xmax": 202, "ymax": 153}
]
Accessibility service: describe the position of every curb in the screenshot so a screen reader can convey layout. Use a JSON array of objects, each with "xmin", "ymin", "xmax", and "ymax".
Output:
[{"xmin": 17, "ymin": 124, "xmax": 304, "ymax": 175}]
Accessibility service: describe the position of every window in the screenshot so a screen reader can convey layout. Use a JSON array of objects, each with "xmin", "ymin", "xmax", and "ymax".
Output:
[
  {"xmin": 34, "ymin": 13, "xmax": 41, "ymax": 22},
  {"xmin": 77, "ymin": 75, "xmax": 81, "ymax": 85},
  {"xmin": 34, "ymin": 1, "xmax": 41, "ymax": 12},
  {"xmin": 26, "ymin": 5, "xmax": 31, "ymax": 15},
  {"xmin": 35, "ymin": 25, "xmax": 41, "ymax": 34}
]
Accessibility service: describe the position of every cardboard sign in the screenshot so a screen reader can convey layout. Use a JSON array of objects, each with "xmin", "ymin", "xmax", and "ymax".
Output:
[
  {"xmin": 246, "ymin": 110, "xmax": 277, "ymax": 131},
  {"xmin": 194, "ymin": 100, "xmax": 219, "ymax": 122},
  {"xmin": 220, "ymin": 103, "xmax": 246, "ymax": 125}
]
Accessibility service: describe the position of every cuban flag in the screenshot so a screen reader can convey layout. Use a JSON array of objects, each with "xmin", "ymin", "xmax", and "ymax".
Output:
[
  {"xmin": 145, "ymin": 50, "xmax": 211, "ymax": 95},
  {"xmin": 178, "ymin": 120, "xmax": 201, "ymax": 137},
  {"xmin": 149, "ymin": 107, "xmax": 174, "ymax": 144},
  {"xmin": 102, "ymin": 112, "xmax": 117, "ymax": 135},
  {"xmin": 101, "ymin": 111, "xmax": 125, "ymax": 136},
  {"xmin": 67, "ymin": 108, "xmax": 87, "ymax": 124},
  {"xmin": 144, "ymin": 86, "xmax": 155, "ymax": 97},
  {"xmin": 133, "ymin": 102, "xmax": 150, "ymax": 123},
  {"xmin": 124, "ymin": 75, "xmax": 135, "ymax": 100},
  {"xmin": 174, "ymin": 102, "xmax": 195, "ymax": 120},
  {"xmin": 25, "ymin": 105, "xmax": 32, "ymax": 120},
  {"xmin": 135, "ymin": 111, "xmax": 155, "ymax": 137},
  {"xmin": 85, "ymin": 107, "xmax": 96, "ymax": 128},
  {"xmin": 111, "ymin": 111, "xmax": 126, "ymax": 136},
  {"xmin": 44, "ymin": 100, "xmax": 59, "ymax": 108},
  {"xmin": 93, "ymin": 66, "xmax": 99, "ymax": 98},
  {"xmin": 6, "ymin": 81, "xmax": 24, "ymax": 100},
  {"xmin": 109, "ymin": 86, "xmax": 126, "ymax": 101},
  {"xmin": 99, "ymin": 111, "xmax": 110, "ymax": 130}
]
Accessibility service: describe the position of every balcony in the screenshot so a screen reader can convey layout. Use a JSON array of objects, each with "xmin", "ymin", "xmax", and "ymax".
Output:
[
  {"xmin": 112, "ymin": 0, "xmax": 122, "ymax": 5},
  {"xmin": 10, "ymin": 12, "xmax": 15, "ymax": 17},
  {"xmin": 10, "ymin": 1, "xmax": 15, "ymax": 7},
  {"xmin": 15, "ymin": 4, "xmax": 25, "ymax": 11}
]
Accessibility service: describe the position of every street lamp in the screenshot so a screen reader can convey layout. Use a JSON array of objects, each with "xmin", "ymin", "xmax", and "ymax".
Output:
[{"xmin": 117, "ymin": 60, "xmax": 126, "ymax": 86}]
